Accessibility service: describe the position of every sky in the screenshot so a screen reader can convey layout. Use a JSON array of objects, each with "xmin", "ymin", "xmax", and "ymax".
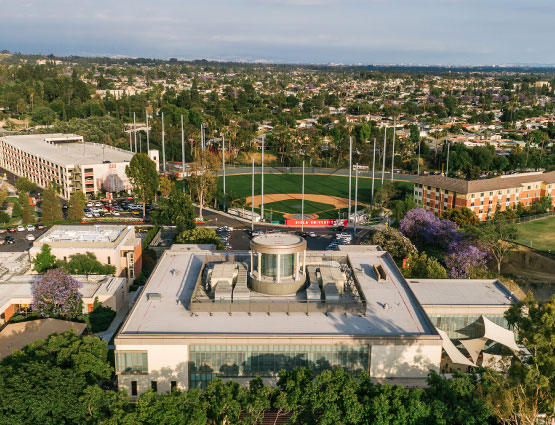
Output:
[{"xmin": 1, "ymin": 0, "xmax": 554, "ymax": 65}]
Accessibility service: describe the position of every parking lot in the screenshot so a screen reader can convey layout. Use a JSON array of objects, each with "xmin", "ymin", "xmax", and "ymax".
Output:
[{"xmin": 0, "ymin": 226, "xmax": 49, "ymax": 252}]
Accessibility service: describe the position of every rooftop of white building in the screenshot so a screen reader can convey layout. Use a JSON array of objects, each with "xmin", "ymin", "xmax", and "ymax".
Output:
[
  {"xmin": 0, "ymin": 134, "xmax": 133, "ymax": 167},
  {"xmin": 33, "ymin": 224, "xmax": 132, "ymax": 248}
]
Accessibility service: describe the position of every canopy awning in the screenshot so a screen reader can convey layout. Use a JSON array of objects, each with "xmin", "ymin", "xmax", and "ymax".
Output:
[
  {"xmin": 461, "ymin": 338, "xmax": 488, "ymax": 363},
  {"xmin": 482, "ymin": 315, "xmax": 520, "ymax": 352},
  {"xmin": 436, "ymin": 328, "xmax": 476, "ymax": 367}
]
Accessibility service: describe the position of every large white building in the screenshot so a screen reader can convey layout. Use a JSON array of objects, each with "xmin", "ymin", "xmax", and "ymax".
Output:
[
  {"xmin": 115, "ymin": 237, "xmax": 520, "ymax": 398},
  {"xmin": 0, "ymin": 133, "xmax": 159, "ymax": 199}
]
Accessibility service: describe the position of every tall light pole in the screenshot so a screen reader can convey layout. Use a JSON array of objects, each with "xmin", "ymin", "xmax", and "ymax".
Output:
[
  {"xmin": 145, "ymin": 109, "xmax": 150, "ymax": 152},
  {"xmin": 348, "ymin": 136, "xmax": 352, "ymax": 221},
  {"xmin": 301, "ymin": 160, "xmax": 305, "ymax": 232},
  {"xmin": 446, "ymin": 141, "xmax": 450, "ymax": 177},
  {"xmin": 354, "ymin": 163, "xmax": 359, "ymax": 234},
  {"xmin": 417, "ymin": 140, "xmax": 421, "ymax": 176},
  {"xmin": 129, "ymin": 131, "xmax": 132, "ymax": 151},
  {"xmin": 381, "ymin": 126, "xmax": 387, "ymax": 183},
  {"xmin": 222, "ymin": 134, "xmax": 226, "ymax": 211},
  {"xmin": 251, "ymin": 158, "xmax": 255, "ymax": 231},
  {"xmin": 371, "ymin": 138, "xmax": 376, "ymax": 205},
  {"xmin": 161, "ymin": 112, "xmax": 166, "ymax": 175},
  {"xmin": 261, "ymin": 136, "xmax": 265, "ymax": 221},
  {"xmin": 181, "ymin": 115, "xmax": 186, "ymax": 193},
  {"xmin": 133, "ymin": 112, "xmax": 137, "ymax": 153},
  {"xmin": 390, "ymin": 117, "xmax": 396, "ymax": 181}
]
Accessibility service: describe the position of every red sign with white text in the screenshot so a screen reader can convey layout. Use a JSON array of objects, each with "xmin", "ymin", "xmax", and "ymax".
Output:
[{"xmin": 286, "ymin": 219, "xmax": 347, "ymax": 227}]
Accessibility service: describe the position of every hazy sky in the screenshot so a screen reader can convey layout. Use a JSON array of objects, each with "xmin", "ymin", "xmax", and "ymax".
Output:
[{"xmin": 1, "ymin": 0, "xmax": 554, "ymax": 64}]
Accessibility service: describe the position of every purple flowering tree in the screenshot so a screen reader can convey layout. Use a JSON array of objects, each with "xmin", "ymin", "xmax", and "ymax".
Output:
[
  {"xmin": 445, "ymin": 240, "xmax": 488, "ymax": 278},
  {"xmin": 32, "ymin": 269, "xmax": 82, "ymax": 319},
  {"xmin": 399, "ymin": 208, "xmax": 458, "ymax": 249}
]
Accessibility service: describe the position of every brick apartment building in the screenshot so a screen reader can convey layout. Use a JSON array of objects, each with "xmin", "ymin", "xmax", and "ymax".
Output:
[{"xmin": 414, "ymin": 171, "xmax": 555, "ymax": 221}]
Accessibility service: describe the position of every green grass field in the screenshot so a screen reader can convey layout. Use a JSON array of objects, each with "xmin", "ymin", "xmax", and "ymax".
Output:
[
  {"xmin": 515, "ymin": 216, "xmax": 555, "ymax": 252},
  {"xmin": 218, "ymin": 174, "xmax": 413, "ymax": 202}
]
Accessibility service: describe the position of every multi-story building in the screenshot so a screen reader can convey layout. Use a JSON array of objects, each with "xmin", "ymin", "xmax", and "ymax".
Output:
[
  {"xmin": 29, "ymin": 225, "xmax": 142, "ymax": 280},
  {"xmin": 114, "ymin": 237, "xmax": 519, "ymax": 398},
  {"xmin": 0, "ymin": 133, "xmax": 159, "ymax": 199},
  {"xmin": 413, "ymin": 171, "xmax": 555, "ymax": 220}
]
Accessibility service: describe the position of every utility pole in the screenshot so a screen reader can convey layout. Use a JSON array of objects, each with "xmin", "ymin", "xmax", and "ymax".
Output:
[
  {"xmin": 161, "ymin": 112, "xmax": 166, "ymax": 175},
  {"xmin": 390, "ymin": 117, "xmax": 396, "ymax": 181},
  {"xmin": 381, "ymin": 126, "xmax": 387, "ymax": 183},
  {"xmin": 261, "ymin": 136, "xmax": 265, "ymax": 221},
  {"xmin": 446, "ymin": 141, "xmax": 450, "ymax": 177},
  {"xmin": 251, "ymin": 158, "xmax": 255, "ymax": 231},
  {"xmin": 222, "ymin": 134, "xmax": 226, "ymax": 211},
  {"xmin": 354, "ymin": 164, "xmax": 359, "ymax": 234},
  {"xmin": 145, "ymin": 109, "xmax": 150, "ymax": 152},
  {"xmin": 301, "ymin": 160, "xmax": 305, "ymax": 232},
  {"xmin": 181, "ymin": 115, "xmax": 186, "ymax": 193},
  {"xmin": 371, "ymin": 138, "xmax": 376, "ymax": 205},
  {"xmin": 133, "ymin": 112, "xmax": 137, "ymax": 153},
  {"xmin": 348, "ymin": 136, "xmax": 352, "ymax": 221}
]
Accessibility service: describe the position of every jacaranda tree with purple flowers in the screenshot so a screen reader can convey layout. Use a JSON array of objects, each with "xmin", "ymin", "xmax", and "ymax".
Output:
[
  {"xmin": 399, "ymin": 208, "xmax": 459, "ymax": 249},
  {"xmin": 32, "ymin": 269, "xmax": 82, "ymax": 319},
  {"xmin": 445, "ymin": 240, "xmax": 488, "ymax": 278}
]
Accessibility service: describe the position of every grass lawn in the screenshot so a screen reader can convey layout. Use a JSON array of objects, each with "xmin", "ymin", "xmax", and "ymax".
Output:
[
  {"xmin": 218, "ymin": 174, "xmax": 413, "ymax": 202},
  {"xmin": 515, "ymin": 216, "xmax": 555, "ymax": 252}
]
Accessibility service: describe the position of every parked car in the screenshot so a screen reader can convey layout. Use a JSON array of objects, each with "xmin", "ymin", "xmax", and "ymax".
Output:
[
  {"xmin": 36, "ymin": 223, "xmax": 45, "ymax": 230},
  {"xmin": 26, "ymin": 234, "xmax": 35, "ymax": 241},
  {"xmin": 0, "ymin": 228, "xmax": 6, "ymax": 234},
  {"xmin": 86, "ymin": 202, "xmax": 94, "ymax": 207},
  {"xmin": 112, "ymin": 211, "xmax": 120, "ymax": 216},
  {"xmin": 85, "ymin": 212, "xmax": 93, "ymax": 218},
  {"xmin": 26, "ymin": 224, "xmax": 35, "ymax": 232},
  {"xmin": 5, "ymin": 235, "xmax": 15, "ymax": 244},
  {"xmin": 17, "ymin": 225, "xmax": 25, "ymax": 232},
  {"xmin": 0, "ymin": 238, "xmax": 5, "ymax": 245},
  {"xmin": 7, "ymin": 227, "xmax": 16, "ymax": 233}
]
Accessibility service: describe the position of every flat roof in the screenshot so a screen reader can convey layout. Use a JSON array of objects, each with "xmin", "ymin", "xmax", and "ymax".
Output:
[
  {"xmin": 118, "ymin": 245, "xmax": 436, "ymax": 337},
  {"xmin": 251, "ymin": 233, "xmax": 304, "ymax": 248},
  {"xmin": 35, "ymin": 224, "xmax": 128, "ymax": 245},
  {"xmin": 0, "ymin": 134, "xmax": 133, "ymax": 167},
  {"xmin": 406, "ymin": 279, "xmax": 516, "ymax": 306}
]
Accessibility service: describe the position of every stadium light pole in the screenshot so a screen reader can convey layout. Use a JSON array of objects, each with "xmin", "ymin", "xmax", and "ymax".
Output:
[
  {"xmin": 133, "ymin": 112, "xmax": 137, "ymax": 153},
  {"xmin": 301, "ymin": 160, "xmax": 305, "ymax": 232},
  {"xmin": 381, "ymin": 125, "xmax": 387, "ymax": 183},
  {"xmin": 348, "ymin": 136, "xmax": 352, "ymax": 222},
  {"xmin": 181, "ymin": 115, "xmax": 186, "ymax": 193},
  {"xmin": 139, "ymin": 133, "xmax": 142, "ymax": 153},
  {"xmin": 390, "ymin": 116, "xmax": 396, "ymax": 181},
  {"xmin": 446, "ymin": 141, "xmax": 450, "ymax": 177},
  {"xmin": 371, "ymin": 138, "xmax": 376, "ymax": 205},
  {"xmin": 145, "ymin": 109, "xmax": 150, "ymax": 152},
  {"xmin": 354, "ymin": 163, "xmax": 359, "ymax": 234},
  {"xmin": 222, "ymin": 134, "xmax": 226, "ymax": 211},
  {"xmin": 261, "ymin": 136, "xmax": 265, "ymax": 221},
  {"xmin": 129, "ymin": 131, "xmax": 132, "ymax": 152},
  {"xmin": 251, "ymin": 158, "xmax": 255, "ymax": 231},
  {"xmin": 417, "ymin": 140, "xmax": 421, "ymax": 176},
  {"xmin": 161, "ymin": 112, "xmax": 166, "ymax": 175}
]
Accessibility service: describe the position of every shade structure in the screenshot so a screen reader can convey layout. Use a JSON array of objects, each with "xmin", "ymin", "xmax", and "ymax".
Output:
[
  {"xmin": 482, "ymin": 315, "xmax": 520, "ymax": 352},
  {"xmin": 436, "ymin": 328, "xmax": 476, "ymax": 367},
  {"xmin": 460, "ymin": 338, "xmax": 488, "ymax": 363}
]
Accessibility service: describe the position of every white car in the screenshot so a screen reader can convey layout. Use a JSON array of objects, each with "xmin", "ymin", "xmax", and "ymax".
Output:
[
  {"xmin": 308, "ymin": 232, "xmax": 317, "ymax": 238},
  {"xmin": 26, "ymin": 224, "xmax": 35, "ymax": 232},
  {"xmin": 26, "ymin": 234, "xmax": 35, "ymax": 241},
  {"xmin": 86, "ymin": 202, "xmax": 94, "ymax": 207},
  {"xmin": 17, "ymin": 225, "xmax": 25, "ymax": 232},
  {"xmin": 85, "ymin": 212, "xmax": 93, "ymax": 218},
  {"xmin": 112, "ymin": 211, "xmax": 120, "ymax": 216},
  {"xmin": 95, "ymin": 202, "xmax": 103, "ymax": 207}
]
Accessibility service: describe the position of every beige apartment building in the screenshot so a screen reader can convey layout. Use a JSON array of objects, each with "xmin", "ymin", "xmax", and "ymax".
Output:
[{"xmin": 414, "ymin": 171, "xmax": 555, "ymax": 220}]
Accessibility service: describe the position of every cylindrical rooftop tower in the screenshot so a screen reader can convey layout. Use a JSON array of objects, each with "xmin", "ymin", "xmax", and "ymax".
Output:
[{"xmin": 249, "ymin": 233, "xmax": 307, "ymax": 295}]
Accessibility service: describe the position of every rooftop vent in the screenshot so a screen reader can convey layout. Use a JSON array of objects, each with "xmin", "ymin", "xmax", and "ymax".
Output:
[
  {"xmin": 147, "ymin": 292, "xmax": 162, "ymax": 301},
  {"xmin": 373, "ymin": 264, "xmax": 387, "ymax": 282}
]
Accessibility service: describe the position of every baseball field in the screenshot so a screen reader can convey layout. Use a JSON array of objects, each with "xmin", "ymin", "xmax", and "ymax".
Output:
[{"xmin": 218, "ymin": 173, "xmax": 413, "ymax": 221}]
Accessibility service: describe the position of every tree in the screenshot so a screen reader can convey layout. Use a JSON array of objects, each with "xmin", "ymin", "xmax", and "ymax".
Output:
[
  {"xmin": 391, "ymin": 195, "xmax": 417, "ymax": 224},
  {"xmin": 445, "ymin": 240, "xmax": 488, "ymax": 278},
  {"xmin": 67, "ymin": 190, "xmax": 86, "ymax": 220},
  {"xmin": 400, "ymin": 208, "xmax": 458, "ymax": 249},
  {"xmin": 442, "ymin": 207, "xmax": 478, "ymax": 226},
  {"xmin": 0, "ymin": 331, "xmax": 113, "ymax": 425},
  {"xmin": 374, "ymin": 181, "xmax": 398, "ymax": 207},
  {"xmin": 151, "ymin": 184, "xmax": 196, "ymax": 233},
  {"xmin": 176, "ymin": 227, "xmax": 225, "ymax": 249},
  {"xmin": 159, "ymin": 175, "xmax": 173, "ymax": 199},
  {"xmin": 41, "ymin": 184, "xmax": 63, "ymax": 222},
  {"xmin": 402, "ymin": 252, "xmax": 448, "ymax": 278},
  {"xmin": 479, "ymin": 294, "xmax": 555, "ymax": 425},
  {"xmin": 0, "ymin": 189, "xmax": 9, "ymax": 207},
  {"xmin": 22, "ymin": 200, "xmax": 35, "ymax": 224},
  {"xmin": 367, "ymin": 228, "xmax": 417, "ymax": 262},
  {"xmin": 15, "ymin": 177, "xmax": 38, "ymax": 194},
  {"xmin": 32, "ymin": 244, "xmax": 57, "ymax": 273},
  {"xmin": 61, "ymin": 252, "xmax": 116, "ymax": 275},
  {"xmin": 32, "ymin": 269, "xmax": 82, "ymax": 319},
  {"xmin": 0, "ymin": 211, "xmax": 10, "ymax": 225},
  {"xmin": 126, "ymin": 153, "xmax": 159, "ymax": 217},
  {"xmin": 11, "ymin": 199, "xmax": 23, "ymax": 218},
  {"xmin": 467, "ymin": 216, "xmax": 518, "ymax": 274},
  {"xmin": 188, "ymin": 152, "xmax": 219, "ymax": 220},
  {"xmin": 31, "ymin": 106, "xmax": 56, "ymax": 125}
]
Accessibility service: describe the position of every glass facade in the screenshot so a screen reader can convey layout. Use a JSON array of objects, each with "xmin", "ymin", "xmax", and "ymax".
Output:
[
  {"xmin": 115, "ymin": 352, "xmax": 148, "ymax": 374},
  {"xmin": 429, "ymin": 315, "xmax": 508, "ymax": 340},
  {"xmin": 261, "ymin": 253, "xmax": 295, "ymax": 278},
  {"xmin": 189, "ymin": 344, "xmax": 369, "ymax": 388}
]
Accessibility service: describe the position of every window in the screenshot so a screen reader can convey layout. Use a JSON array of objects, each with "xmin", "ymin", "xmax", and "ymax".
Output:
[
  {"xmin": 131, "ymin": 381, "xmax": 138, "ymax": 396},
  {"xmin": 151, "ymin": 381, "xmax": 158, "ymax": 392},
  {"xmin": 107, "ymin": 256, "xmax": 111, "ymax": 265},
  {"xmin": 171, "ymin": 381, "xmax": 177, "ymax": 391},
  {"xmin": 489, "ymin": 192, "xmax": 493, "ymax": 196},
  {"xmin": 480, "ymin": 192, "xmax": 484, "ymax": 197},
  {"xmin": 115, "ymin": 352, "xmax": 148, "ymax": 374}
]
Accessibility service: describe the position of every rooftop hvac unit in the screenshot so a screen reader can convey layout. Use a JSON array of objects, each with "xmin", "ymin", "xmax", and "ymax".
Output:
[{"xmin": 147, "ymin": 292, "xmax": 162, "ymax": 301}]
